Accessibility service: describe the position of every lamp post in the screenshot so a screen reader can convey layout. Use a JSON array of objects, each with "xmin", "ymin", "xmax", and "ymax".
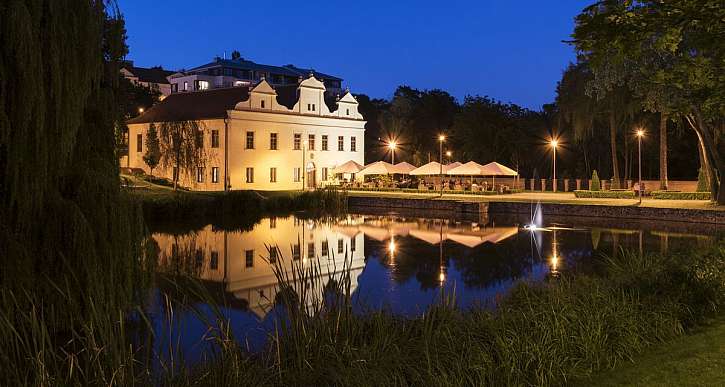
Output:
[
  {"xmin": 439, "ymin": 134, "xmax": 445, "ymax": 197},
  {"xmin": 550, "ymin": 139, "xmax": 558, "ymax": 192},
  {"xmin": 636, "ymin": 129, "xmax": 644, "ymax": 204},
  {"xmin": 388, "ymin": 141, "xmax": 397, "ymax": 164},
  {"xmin": 138, "ymin": 107, "xmax": 144, "ymax": 114}
]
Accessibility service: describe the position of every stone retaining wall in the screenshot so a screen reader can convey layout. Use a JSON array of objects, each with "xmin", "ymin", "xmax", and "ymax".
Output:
[{"xmin": 347, "ymin": 196, "xmax": 723, "ymax": 225}]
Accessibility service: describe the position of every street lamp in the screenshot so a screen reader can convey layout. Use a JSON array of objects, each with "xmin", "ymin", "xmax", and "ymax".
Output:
[
  {"xmin": 636, "ymin": 129, "xmax": 645, "ymax": 204},
  {"xmin": 439, "ymin": 134, "xmax": 446, "ymax": 197},
  {"xmin": 446, "ymin": 150, "xmax": 452, "ymax": 161},
  {"xmin": 550, "ymin": 139, "xmax": 558, "ymax": 192},
  {"xmin": 387, "ymin": 141, "xmax": 397, "ymax": 164},
  {"xmin": 138, "ymin": 107, "xmax": 144, "ymax": 114}
]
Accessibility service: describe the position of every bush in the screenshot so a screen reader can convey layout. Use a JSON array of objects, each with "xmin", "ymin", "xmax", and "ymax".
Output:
[
  {"xmin": 574, "ymin": 190, "xmax": 634, "ymax": 199},
  {"xmin": 650, "ymin": 191, "xmax": 712, "ymax": 200},
  {"xmin": 697, "ymin": 168, "xmax": 710, "ymax": 192},
  {"xmin": 591, "ymin": 170, "xmax": 601, "ymax": 191}
]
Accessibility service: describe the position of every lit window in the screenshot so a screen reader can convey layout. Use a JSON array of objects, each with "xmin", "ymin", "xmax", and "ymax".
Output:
[
  {"xmin": 211, "ymin": 130, "xmax": 219, "ymax": 148},
  {"xmin": 196, "ymin": 80, "xmax": 209, "ymax": 90},
  {"xmin": 270, "ymin": 133, "xmax": 278, "ymax": 150},
  {"xmin": 322, "ymin": 167, "xmax": 328, "ymax": 181},
  {"xmin": 196, "ymin": 167, "xmax": 204, "ymax": 183},
  {"xmin": 211, "ymin": 167, "xmax": 219, "ymax": 183},
  {"xmin": 338, "ymin": 136, "xmax": 344, "ymax": 151},
  {"xmin": 246, "ymin": 131, "xmax": 254, "ymax": 149},
  {"xmin": 294, "ymin": 133, "xmax": 301, "ymax": 150},
  {"xmin": 270, "ymin": 167, "xmax": 277, "ymax": 183},
  {"xmin": 293, "ymin": 167, "xmax": 301, "ymax": 182},
  {"xmin": 351, "ymin": 137, "xmax": 356, "ymax": 152},
  {"xmin": 137, "ymin": 133, "xmax": 143, "ymax": 152},
  {"xmin": 308, "ymin": 134, "xmax": 315, "ymax": 150},
  {"xmin": 246, "ymin": 167, "xmax": 254, "ymax": 183},
  {"xmin": 183, "ymin": 81, "xmax": 188, "ymax": 91},
  {"xmin": 322, "ymin": 135, "xmax": 328, "ymax": 151},
  {"xmin": 337, "ymin": 239, "xmax": 344, "ymax": 254},
  {"xmin": 245, "ymin": 250, "xmax": 254, "ymax": 268}
]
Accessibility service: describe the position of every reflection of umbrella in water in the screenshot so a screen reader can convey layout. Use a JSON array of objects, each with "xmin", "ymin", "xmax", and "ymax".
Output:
[
  {"xmin": 409, "ymin": 229, "xmax": 447, "ymax": 244},
  {"xmin": 332, "ymin": 225, "xmax": 361, "ymax": 239},
  {"xmin": 446, "ymin": 227, "xmax": 519, "ymax": 248}
]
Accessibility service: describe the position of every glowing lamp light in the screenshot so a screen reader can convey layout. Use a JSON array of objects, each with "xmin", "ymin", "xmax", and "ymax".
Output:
[
  {"xmin": 388, "ymin": 239, "xmax": 396, "ymax": 253},
  {"xmin": 636, "ymin": 129, "xmax": 645, "ymax": 138},
  {"xmin": 438, "ymin": 134, "xmax": 446, "ymax": 142},
  {"xmin": 138, "ymin": 107, "xmax": 144, "ymax": 113},
  {"xmin": 550, "ymin": 139, "xmax": 558, "ymax": 148},
  {"xmin": 388, "ymin": 141, "xmax": 397, "ymax": 150},
  {"xmin": 446, "ymin": 151, "xmax": 452, "ymax": 157}
]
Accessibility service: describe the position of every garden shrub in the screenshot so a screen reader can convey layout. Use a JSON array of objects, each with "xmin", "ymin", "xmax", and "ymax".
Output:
[
  {"xmin": 650, "ymin": 191, "xmax": 711, "ymax": 200},
  {"xmin": 574, "ymin": 190, "xmax": 634, "ymax": 199},
  {"xmin": 696, "ymin": 168, "xmax": 710, "ymax": 192},
  {"xmin": 591, "ymin": 170, "xmax": 601, "ymax": 191}
]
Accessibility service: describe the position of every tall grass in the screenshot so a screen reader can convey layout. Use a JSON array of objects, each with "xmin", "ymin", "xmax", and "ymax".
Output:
[{"xmin": 1, "ymin": 238, "xmax": 722, "ymax": 386}]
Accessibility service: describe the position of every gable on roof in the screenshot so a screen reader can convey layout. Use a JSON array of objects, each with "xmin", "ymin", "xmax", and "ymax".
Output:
[{"xmin": 128, "ymin": 76, "xmax": 363, "ymax": 125}]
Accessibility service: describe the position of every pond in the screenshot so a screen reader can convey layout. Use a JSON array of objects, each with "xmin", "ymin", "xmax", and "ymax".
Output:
[{"xmin": 145, "ymin": 210, "xmax": 721, "ymax": 365}]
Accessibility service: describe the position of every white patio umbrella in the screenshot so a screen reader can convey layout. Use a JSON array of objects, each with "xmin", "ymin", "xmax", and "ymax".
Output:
[
  {"xmin": 444, "ymin": 162, "xmax": 462, "ymax": 172},
  {"xmin": 358, "ymin": 161, "xmax": 397, "ymax": 175},
  {"xmin": 393, "ymin": 162, "xmax": 417, "ymax": 174},
  {"xmin": 446, "ymin": 161, "xmax": 487, "ymax": 175},
  {"xmin": 332, "ymin": 160, "xmax": 364, "ymax": 175},
  {"xmin": 480, "ymin": 161, "xmax": 518, "ymax": 187},
  {"xmin": 410, "ymin": 161, "xmax": 443, "ymax": 175}
]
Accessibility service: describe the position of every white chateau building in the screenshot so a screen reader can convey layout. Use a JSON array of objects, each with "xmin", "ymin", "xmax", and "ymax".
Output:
[{"xmin": 127, "ymin": 75, "xmax": 365, "ymax": 191}]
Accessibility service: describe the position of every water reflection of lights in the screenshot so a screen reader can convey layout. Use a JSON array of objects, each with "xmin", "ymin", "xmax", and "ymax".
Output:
[
  {"xmin": 388, "ymin": 239, "xmax": 396, "ymax": 253},
  {"xmin": 438, "ymin": 270, "xmax": 446, "ymax": 284}
]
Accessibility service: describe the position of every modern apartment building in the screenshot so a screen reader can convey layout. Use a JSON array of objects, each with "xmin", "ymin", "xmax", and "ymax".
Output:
[
  {"xmin": 120, "ymin": 63, "xmax": 174, "ymax": 98},
  {"xmin": 168, "ymin": 56, "xmax": 343, "ymax": 94},
  {"xmin": 127, "ymin": 74, "xmax": 365, "ymax": 191}
]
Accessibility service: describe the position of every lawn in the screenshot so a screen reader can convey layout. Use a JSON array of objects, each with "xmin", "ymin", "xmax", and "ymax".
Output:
[{"xmin": 579, "ymin": 316, "xmax": 725, "ymax": 386}]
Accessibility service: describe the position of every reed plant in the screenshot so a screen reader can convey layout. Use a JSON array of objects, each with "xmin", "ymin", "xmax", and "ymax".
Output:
[{"xmin": 1, "ymin": 238, "xmax": 722, "ymax": 386}]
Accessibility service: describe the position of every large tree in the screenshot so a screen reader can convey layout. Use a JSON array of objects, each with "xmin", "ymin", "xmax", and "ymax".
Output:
[
  {"xmin": 573, "ymin": 0, "xmax": 725, "ymax": 203},
  {"xmin": 158, "ymin": 120, "xmax": 207, "ymax": 189}
]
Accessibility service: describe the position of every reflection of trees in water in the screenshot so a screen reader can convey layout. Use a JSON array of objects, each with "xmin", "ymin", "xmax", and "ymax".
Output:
[{"xmin": 156, "ymin": 232, "xmax": 204, "ymax": 278}]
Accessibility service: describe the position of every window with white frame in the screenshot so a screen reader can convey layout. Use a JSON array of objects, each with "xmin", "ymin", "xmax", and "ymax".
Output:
[
  {"xmin": 322, "ymin": 167, "xmax": 328, "ymax": 181},
  {"xmin": 351, "ymin": 136, "xmax": 357, "ymax": 152},
  {"xmin": 196, "ymin": 167, "xmax": 204, "ymax": 183},
  {"xmin": 246, "ymin": 167, "xmax": 254, "ymax": 183},
  {"xmin": 246, "ymin": 131, "xmax": 254, "ymax": 149},
  {"xmin": 211, "ymin": 167, "xmax": 219, "ymax": 183},
  {"xmin": 338, "ymin": 136, "xmax": 344, "ymax": 151},
  {"xmin": 270, "ymin": 167, "xmax": 277, "ymax": 183},
  {"xmin": 293, "ymin": 167, "xmax": 301, "ymax": 182},
  {"xmin": 270, "ymin": 133, "xmax": 278, "ymax": 150},
  {"xmin": 321, "ymin": 135, "xmax": 328, "ymax": 151},
  {"xmin": 294, "ymin": 133, "xmax": 301, "ymax": 150}
]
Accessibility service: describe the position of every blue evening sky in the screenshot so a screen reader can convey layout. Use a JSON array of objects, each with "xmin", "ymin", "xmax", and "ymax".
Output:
[{"xmin": 118, "ymin": 0, "xmax": 592, "ymax": 110}]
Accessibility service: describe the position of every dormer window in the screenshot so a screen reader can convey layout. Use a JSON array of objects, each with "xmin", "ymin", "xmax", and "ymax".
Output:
[
  {"xmin": 346, "ymin": 108, "xmax": 350, "ymax": 116},
  {"xmin": 261, "ymin": 100, "xmax": 265, "ymax": 109}
]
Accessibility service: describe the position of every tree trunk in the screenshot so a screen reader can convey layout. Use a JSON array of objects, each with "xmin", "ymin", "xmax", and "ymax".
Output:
[
  {"xmin": 609, "ymin": 112, "xmax": 620, "ymax": 188},
  {"xmin": 687, "ymin": 109, "xmax": 724, "ymax": 204},
  {"xmin": 659, "ymin": 113, "xmax": 668, "ymax": 190}
]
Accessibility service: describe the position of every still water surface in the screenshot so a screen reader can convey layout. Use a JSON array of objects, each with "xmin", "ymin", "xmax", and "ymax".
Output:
[{"xmin": 145, "ymin": 212, "xmax": 719, "ymax": 364}]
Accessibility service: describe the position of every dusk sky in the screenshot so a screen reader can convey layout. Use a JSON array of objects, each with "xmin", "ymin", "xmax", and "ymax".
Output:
[{"xmin": 119, "ymin": 0, "xmax": 592, "ymax": 110}]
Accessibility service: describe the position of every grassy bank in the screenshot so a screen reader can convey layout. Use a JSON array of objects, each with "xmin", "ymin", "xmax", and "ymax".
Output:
[
  {"xmin": 580, "ymin": 316, "xmax": 725, "ymax": 386},
  {"xmin": 128, "ymin": 184, "xmax": 347, "ymax": 228}
]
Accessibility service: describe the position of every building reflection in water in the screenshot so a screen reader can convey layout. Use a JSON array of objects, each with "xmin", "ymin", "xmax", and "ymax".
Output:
[{"xmin": 154, "ymin": 216, "xmax": 367, "ymax": 318}]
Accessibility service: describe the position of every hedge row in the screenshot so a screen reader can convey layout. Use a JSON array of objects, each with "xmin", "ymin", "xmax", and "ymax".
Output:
[
  {"xmin": 348, "ymin": 187, "xmax": 523, "ymax": 195},
  {"xmin": 650, "ymin": 191, "xmax": 712, "ymax": 200},
  {"xmin": 574, "ymin": 190, "xmax": 635, "ymax": 199}
]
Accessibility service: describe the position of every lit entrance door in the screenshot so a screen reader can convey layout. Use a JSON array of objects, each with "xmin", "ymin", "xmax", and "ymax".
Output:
[{"xmin": 306, "ymin": 162, "xmax": 316, "ymax": 189}]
